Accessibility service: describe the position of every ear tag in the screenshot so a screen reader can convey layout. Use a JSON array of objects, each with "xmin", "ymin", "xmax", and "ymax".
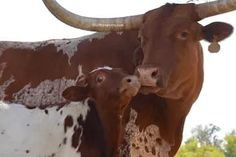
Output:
[{"xmin": 208, "ymin": 38, "xmax": 220, "ymax": 53}]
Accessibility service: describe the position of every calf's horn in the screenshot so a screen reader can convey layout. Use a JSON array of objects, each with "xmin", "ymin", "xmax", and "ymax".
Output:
[{"xmin": 43, "ymin": 0, "xmax": 143, "ymax": 32}]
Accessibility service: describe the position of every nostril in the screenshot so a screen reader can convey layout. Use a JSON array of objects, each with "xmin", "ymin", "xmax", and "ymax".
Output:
[{"xmin": 151, "ymin": 70, "xmax": 158, "ymax": 79}]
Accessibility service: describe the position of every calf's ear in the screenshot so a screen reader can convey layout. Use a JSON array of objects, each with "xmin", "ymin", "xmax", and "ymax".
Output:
[
  {"xmin": 202, "ymin": 22, "xmax": 233, "ymax": 42},
  {"xmin": 62, "ymin": 86, "xmax": 89, "ymax": 101}
]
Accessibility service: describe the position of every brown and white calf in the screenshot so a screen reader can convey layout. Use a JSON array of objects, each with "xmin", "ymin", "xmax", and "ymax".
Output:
[{"xmin": 0, "ymin": 67, "xmax": 140, "ymax": 157}]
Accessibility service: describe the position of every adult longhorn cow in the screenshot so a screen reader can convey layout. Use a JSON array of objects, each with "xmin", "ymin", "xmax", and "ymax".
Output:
[{"xmin": 0, "ymin": 0, "xmax": 236, "ymax": 156}]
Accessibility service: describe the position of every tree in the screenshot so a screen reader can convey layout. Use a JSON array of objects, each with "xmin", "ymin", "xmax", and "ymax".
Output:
[
  {"xmin": 224, "ymin": 130, "xmax": 236, "ymax": 157},
  {"xmin": 176, "ymin": 125, "xmax": 236, "ymax": 157},
  {"xmin": 197, "ymin": 145, "xmax": 225, "ymax": 157},
  {"xmin": 176, "ymin": 138, "xmax": 199, "ymax": 157},
  {"xmin": 176, "ymin": 124, "xmax": 226, "ymax": 157},
  {"xmin": 176, "ymin": 137, "xmax": 225, "ymax": 157},
  {"xmin": 191, "ymin": 124, "xmax": 223, "ymax": 149}
]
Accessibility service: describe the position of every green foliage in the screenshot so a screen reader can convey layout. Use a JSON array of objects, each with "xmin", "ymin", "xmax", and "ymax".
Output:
[
  {"xmin": 224, "ymin": 130, "xmax": 236, "ymax": 157},
  {"xmin": 175, "ymin": 138, "xmax": 198, "ymax": 157},
  {"xmin": 176, "ymin": 125, "xmax": 236, "ymax": 157},
  {"xmin": 176, "ymin": 138, "xmax": 225, "ymax": 157},
  {"xmin": 197, "ymin": 145, "xmax": 225, "ymax": 157}
]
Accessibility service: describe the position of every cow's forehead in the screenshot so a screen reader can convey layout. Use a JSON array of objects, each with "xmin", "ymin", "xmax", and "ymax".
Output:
[{"xmin": 143, "ymin": 4, "xmax": 198, "ymax": 27}]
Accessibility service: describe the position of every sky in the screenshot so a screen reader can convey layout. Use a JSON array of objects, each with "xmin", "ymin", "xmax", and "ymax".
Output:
[{"xmin": 0, "ymin": 0, "xmax": 235, "ymax": 141}]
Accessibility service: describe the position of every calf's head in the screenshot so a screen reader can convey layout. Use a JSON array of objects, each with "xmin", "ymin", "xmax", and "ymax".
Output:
[
  {"xmin": 62, "ymin": 67, "xmax": 140, "ymax": 156},
  {"xmin": 136, "ymin": 4, "xmax": 233, "ymax": 99}
]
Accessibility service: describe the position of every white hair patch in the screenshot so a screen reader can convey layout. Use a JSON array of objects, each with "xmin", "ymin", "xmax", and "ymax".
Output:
[
  {"xmin": 90, "ymin": 66, "xmax": 113, "ymax": 73},
  {"xmin": 51, "ymin": 32, "xmax": 110, "ymax": 65},
  {"xmin": 0, "ymin": 101, "xmax": 9, "ymax": 110},
  {"xmin": 0, "ymin": 42, "xmax": 39, "ymax": 56},
  {"xmin": 0, "ymin": 76, "xmax": 15, "ymax": 100},
  {"xmin": 12, "ymin": 77, "xmax": 76, "ymax": 107},
  {"xmin": 0, "ymin": 62, "xmax": 6, "ymax": 78},
  {"xmin": 0, "ymin": 63, "xmax": 15, "ymax": 99},
  {"xmin": 0, "ymin": 100, "xmax": 90, "ymax": 157},
  {"xmin": 121, "ymin": 109, "xmax": 171, "ymax": 157},
  {"xmin": 116, "ymin": 32, "xmax": 124, "ymax": 35},
  {"xmin": 68, "ymin": 100, "xmax": 90, "ymax": 122},
  {"xmin": 0, "ymin": 32, "xmax": 109, "ymax": 65}
]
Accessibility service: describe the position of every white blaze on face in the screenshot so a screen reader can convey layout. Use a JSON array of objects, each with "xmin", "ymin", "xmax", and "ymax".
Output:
[
  {"xmin": 0, "ymin": 101, "xmax": 90, "ymax": 157},
  {"xmin": 121, "ymin": 109, "xmax": 171, "ymax": 157}
]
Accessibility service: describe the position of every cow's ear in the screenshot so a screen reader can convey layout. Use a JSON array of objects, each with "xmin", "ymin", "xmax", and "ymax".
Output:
[
  {"xmin": 62, "ymin": 86, "xmax": 89, "ymax": 101},
  {"xmin": 202, "ymin": 22, "xmax": 233, "ymax": 42}
]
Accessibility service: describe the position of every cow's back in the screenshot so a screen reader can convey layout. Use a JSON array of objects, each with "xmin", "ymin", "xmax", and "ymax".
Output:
[{"xmin": 0, "ymin": 30, "xmax": 139, "ymax": 108}]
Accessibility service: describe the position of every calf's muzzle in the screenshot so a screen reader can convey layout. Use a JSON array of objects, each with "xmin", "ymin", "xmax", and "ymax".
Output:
[{"xmin": 119, "ymin": 75, "xmax": 141, "ymax": 97}]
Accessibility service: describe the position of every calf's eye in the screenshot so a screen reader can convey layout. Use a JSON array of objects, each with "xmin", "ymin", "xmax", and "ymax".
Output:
[{"xmin": 96, "ymin": 74, "xmax": 105, "ymax": 84}]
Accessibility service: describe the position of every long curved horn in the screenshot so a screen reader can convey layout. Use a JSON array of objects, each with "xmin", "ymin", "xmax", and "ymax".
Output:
[
  {"xmin": 196, "ymin": 0, "xmax": 236, "ymax": 19},
  {"xmin": 43, "ymin": 0, "xmax": 143, "ymax": 32}
]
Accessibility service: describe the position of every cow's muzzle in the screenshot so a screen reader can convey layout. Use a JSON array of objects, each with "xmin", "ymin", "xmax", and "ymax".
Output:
[{"xmin": 135, "ymin": 65, "xmax": 165, "ymax": 88}]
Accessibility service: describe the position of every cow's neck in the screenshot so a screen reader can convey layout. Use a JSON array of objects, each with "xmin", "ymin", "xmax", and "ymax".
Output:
[
  {"xmin": 164, "ymin": 48, "xmax": 204, "ymax": 156},
  {"xmin": 167, "ymin": 46, "xmax": 204, "ymax": 114},
  {"xmin": 95, "ymin": 100, "xmax": 127, "ymax": 157},
  {"xmin": 164, "ymin": 71, "xmax": 203, "ymax": 155}
]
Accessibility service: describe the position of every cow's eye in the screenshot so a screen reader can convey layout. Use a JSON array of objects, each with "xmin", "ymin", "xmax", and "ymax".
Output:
[
  {"xmin": 95, "ymin": 74, "xmax": 105, "ymax": 84},
  {"xmin": 177, "ymin": 31, "xmax": 189, "ymax": 40}
]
